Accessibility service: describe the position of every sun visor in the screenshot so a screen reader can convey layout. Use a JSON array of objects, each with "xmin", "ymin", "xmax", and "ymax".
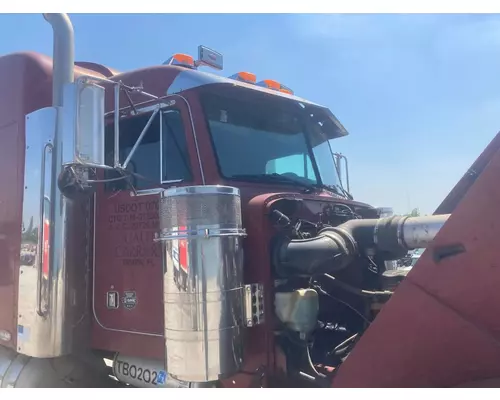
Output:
[{"xmin": 166, "ymin": 69, "xmax": 349, "ymax": 141}]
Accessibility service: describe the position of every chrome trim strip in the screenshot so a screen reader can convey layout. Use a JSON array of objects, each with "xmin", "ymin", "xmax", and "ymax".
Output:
[
  {"xmin": 130, "ymin": 188, "xmax": 166, "ymax": 197},
  {"xmin": 37, "ymin": 143, "xmax": 52, "ymax": 317},
  {"xmin": 114, "ymin": 83, "xmax": 120, "ymax": 167},
  {"xmin": 158, "ymin": 227, "xmax": 247, "ymax": 241},
  {"xmin": 174, "ymin": 94, "xmax": 205, "ymax": 184},
  {"xmin": 159, "ymin": 109, "xmax": 163, "ymax": 185},
  {"xmin": 78, "ymin": 74, "xmax": 116, "ymax": 85},
  {"xmin": 160, "ymin": 109, "xmax": 182, "ymax": 185},
  {"xmin": 104, "ymin": 98, "xmax": 176, "ymax": 118},
  {"xmin": 130, "ymin": 184, "xmax": 182, "ymax": 198},
  {"xmin": 163, "ymin": 185, "xmax": 238, "ymax": 197},
  {"xmin": 160, "ymin": 179, "xmax": 183, "ymax": 185}
]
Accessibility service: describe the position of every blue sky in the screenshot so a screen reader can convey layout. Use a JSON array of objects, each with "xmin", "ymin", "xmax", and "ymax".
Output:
[{"xmin": 2, "ymin": 13, "xmax": 500, "ymax": 215}]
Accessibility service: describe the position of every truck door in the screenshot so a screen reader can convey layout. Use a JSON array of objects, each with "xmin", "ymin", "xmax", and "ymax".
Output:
[{"xmin": 93, "ymin": 99, "xmax": 198, "ymax": 337}]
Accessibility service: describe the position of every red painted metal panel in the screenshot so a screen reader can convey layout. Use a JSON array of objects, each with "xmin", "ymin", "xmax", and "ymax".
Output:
[
  {"xmin": 435, "ymin": 132, "xmax": 500, "ymax": 215},
  {"xmin": 333, "ymin": 132, "xmax": 500, "ymax": 387},
  {"xmin": 90, "ymin": 92, "xmax": 198, "ymax": 358}
]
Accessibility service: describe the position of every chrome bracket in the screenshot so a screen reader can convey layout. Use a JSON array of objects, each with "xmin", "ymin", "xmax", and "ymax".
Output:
[{"xmin": 243, "ymin": 283, "xmax": 265, "ymax": 327}]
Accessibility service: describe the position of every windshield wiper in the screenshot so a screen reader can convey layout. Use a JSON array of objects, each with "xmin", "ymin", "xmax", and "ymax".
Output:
[
  {"xmin": 314, "ymin": 183, "xmax": 353, "ymax": 200},
  {"xmin": 230, "ymin": 173, "xmax": 317, "ymax": 193},
  {"xmin": 230, "ymin": 173, "xmax": 353, "ymax": 199}
]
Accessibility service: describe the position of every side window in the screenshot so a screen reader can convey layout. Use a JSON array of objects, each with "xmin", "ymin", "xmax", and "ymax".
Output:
[
  {"xmin": 265, "ymin": 153, "xmax": 315, "ymax": 180},
  {"xmin": 104, "ymin": 109, "xmax": 192, "ymax": 191},
  {"xmin": 162, "ymin": 110, "xmax": 192, "ymax": 182},
  {"xmin": 104, "ymin": 112, "xmax": 161, "ymax": 191}
]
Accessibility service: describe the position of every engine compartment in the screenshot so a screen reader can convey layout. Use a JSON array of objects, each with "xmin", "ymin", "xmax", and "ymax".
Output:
[{"xmin": 267, "ymin": 197, "xmax": 410, "ymax": 387}]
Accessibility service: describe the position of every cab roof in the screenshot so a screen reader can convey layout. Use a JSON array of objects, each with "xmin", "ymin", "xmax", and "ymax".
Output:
[
  {"xmin": 165, "ymin": 68, "xmax": 349, "ymax": 140},
  {"xmin": 106, "ymin": 64, "xmax": 349, "ymax": 141}
]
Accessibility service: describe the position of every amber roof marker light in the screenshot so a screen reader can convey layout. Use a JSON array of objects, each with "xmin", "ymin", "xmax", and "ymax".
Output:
[
  {"xmin": 257, "ymin": 79, "xmax": 294, "ymax": 95},
  {"xmin": 228, "ymin": 72, "xmax": 257, "ymax": 84}
]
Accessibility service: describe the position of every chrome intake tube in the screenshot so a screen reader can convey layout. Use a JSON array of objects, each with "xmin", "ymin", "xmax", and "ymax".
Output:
[
  {"xmin": 273, "ymin": 214, "xmax": 450, "ymax": 277},
  {"xmin": 157, "ymin": 186, "xmax": 247, "ymax": 383},
  {"xmin": 397, "ymin": 214, "xmax": 450, "ymax": 249}
]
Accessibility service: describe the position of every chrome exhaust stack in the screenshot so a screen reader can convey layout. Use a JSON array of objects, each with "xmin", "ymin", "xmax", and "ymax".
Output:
[
  {"xmin": 42, "ymin": 13, "xmax": 75, "ymax": 107},
  {"xmin": 157, "ymin": 186, "xmax": 247, "ymax": 383}
]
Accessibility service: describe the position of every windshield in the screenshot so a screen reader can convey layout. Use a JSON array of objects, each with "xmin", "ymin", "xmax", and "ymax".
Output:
[{"xmin": 201, "ymin": 92, "xmax": 342, "ymax": 190}]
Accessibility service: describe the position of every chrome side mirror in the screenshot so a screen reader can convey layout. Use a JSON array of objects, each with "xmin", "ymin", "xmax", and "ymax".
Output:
[
  {"xmin": 62, "ymin": 79, "xmax": 106, "ymax": 167},
  {"xmin": 333, "ymin": 152, "xmax": 350, "ymax": 194}
]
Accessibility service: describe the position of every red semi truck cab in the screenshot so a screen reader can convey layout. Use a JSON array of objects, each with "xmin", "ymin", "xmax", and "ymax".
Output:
[
  {"xmin": 85, "ymin": 49, "xmax": 369, "ymax": 384},
  {"xmin": 0, "ymin": 42, "xmax": 368, "ymax": 386},
  {"xmin": 1, "ymin": 14, "xmax": 446, "ymax": 389}
]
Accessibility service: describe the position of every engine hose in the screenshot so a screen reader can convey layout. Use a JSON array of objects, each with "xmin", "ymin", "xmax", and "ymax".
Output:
[
  {"xmin": 323, "ymin": 274, "xmax": 393, "ymax": 298},
  {"xmin": 306, "ymin": 345, "xmax": 326, "ymax": 379},
  {"xmin": 273, "ymin": 214, "xmax": 449, "ymax": 277},
  {"xmin": 313, "ymin": 284, "xmax": 372, "ymax": 325},
  {"xmin": 333, "ymin": 334, "xmax": 358, "ymax": 352}
]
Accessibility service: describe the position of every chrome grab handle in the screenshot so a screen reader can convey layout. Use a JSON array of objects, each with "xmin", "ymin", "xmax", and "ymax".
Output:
[
  {"xmin": 36, "ymin": 142, "xmax": 53, "ymax": 317},
  {"xmin": 130, "ymin": 188, "xmax": 166, "ymax": 197}
]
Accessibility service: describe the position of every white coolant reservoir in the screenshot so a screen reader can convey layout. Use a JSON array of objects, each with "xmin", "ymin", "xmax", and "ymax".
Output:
[{"xmin": 274, "ymin": 288, "xmax": 319, "ymax": 335}]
